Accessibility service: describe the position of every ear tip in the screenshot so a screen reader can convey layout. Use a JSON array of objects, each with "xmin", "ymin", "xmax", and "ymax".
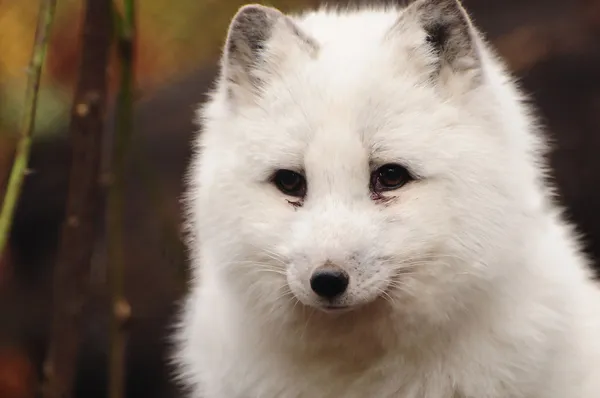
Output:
[
  {"xmin": 228, "ymin": 3, "xmax": 283, "ymax": 41},
  {"xmin": 235, "ymin": 4, "xmax": 266, "ymax": 15},
  {"xmin": 226, "ymin": 4, "xmax": 281, "ymax": 49},
  {"xmin": 414, "ymin": 0, "xmax": 468, "ymax": 14},
  {"xmin": 232, "ymin": 3, "xmax": 281, "ymax": 21},
  {"xmin": 413, "ymin": 0, "xmax": 473, "ymax": 32}
]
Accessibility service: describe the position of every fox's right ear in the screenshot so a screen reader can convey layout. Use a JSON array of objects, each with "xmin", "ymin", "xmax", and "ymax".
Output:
[
  {"xmin": 221, "ymin": 4, "xmax": 318, "ymax": 105},
  {"xmin": 389, "ymin": 0, "xmax": 481, "ymax": 86}
]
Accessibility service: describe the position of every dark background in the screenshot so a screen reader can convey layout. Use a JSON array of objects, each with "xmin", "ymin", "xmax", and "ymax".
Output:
[{"xmin": 0, "ymin": 0, "xmax": 599, "ymax": 397}]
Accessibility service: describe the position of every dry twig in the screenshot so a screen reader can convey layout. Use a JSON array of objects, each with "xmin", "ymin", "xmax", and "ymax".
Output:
[
  {"xmin": 41, "ymin": 0, "xmax": 112, "ymax": 397},
  {"xmin": 107, "ymin": 1, "xmax": 136, "ymax": 397}
]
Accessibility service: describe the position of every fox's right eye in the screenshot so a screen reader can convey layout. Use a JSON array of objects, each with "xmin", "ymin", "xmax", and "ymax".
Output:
[{"xmin": 272, "ymin": 169, "xmax": 307, "ymax": 198}]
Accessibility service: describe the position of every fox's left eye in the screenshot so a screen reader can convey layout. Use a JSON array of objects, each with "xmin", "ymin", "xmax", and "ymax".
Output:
[
  {"xmin": 371, "ymin": 164, "xmax": 412, "ymax": 193},
  {"xmin": 273, "ymin": 169, "xmax": 307, "ymax": 198}
]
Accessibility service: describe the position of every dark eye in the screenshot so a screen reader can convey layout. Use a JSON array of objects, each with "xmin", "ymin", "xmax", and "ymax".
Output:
[
  {"xmin": 273, "ymin": 169, "xmax": 306, "ymax": 197},
  {"xmin": 371, "ymin": 164, "xmax": 411, "ymax": 193}
]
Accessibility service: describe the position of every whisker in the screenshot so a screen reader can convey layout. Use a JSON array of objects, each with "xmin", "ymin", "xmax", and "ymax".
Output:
[{"xmin": 377, "ymin": 287, "xmax": 396, "ymax": 306}]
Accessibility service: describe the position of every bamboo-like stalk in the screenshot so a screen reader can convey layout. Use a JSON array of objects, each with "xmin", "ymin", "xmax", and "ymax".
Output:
[
  {"xmin": 107, "ymin": 1, "xmax": 136, "ymax": 397},
  {"xmin": 40, "ymin": 0, "xmax": 113, "ymax": 397},
  {"xmin": 0, "ymin": 0, "xmax": 57, "ymax": 258}
]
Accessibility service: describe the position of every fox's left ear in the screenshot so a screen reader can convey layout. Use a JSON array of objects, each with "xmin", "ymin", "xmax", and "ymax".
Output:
[
  {"xmin": 390, "ymin": 0, "xmax": 481, "ymax": 81},
  {"xmin": 221, "ymin": 4, "xmax": 319, "ymax": 105}
]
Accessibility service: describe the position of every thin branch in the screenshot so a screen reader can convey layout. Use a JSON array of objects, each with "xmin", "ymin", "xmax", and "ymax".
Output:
[
  {"xmin": 0, "ymin": 0, "xmax": 57, "ymax": 258},
  {"xmin": 40, "ymin": 0, "xmax": 113, "ymax": 397},
  {"xmin": 107, "ymin": 1, "xmax": 136, "ymax": 397}
]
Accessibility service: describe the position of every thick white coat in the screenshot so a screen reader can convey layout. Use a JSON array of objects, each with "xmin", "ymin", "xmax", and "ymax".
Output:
[{"xmin": 173, "ymin": 2, "xmax": 600, "ymax": 397}]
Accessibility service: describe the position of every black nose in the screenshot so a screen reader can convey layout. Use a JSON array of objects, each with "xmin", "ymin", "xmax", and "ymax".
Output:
[{"xmin": 310, "ymin": 268, "xmax": 349, "ymax": 299}]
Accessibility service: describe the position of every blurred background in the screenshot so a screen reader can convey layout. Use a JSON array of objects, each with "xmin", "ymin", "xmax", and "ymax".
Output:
[{"xmin": 0, "ymin": 0, "xmax": 599, "ymax": 397}]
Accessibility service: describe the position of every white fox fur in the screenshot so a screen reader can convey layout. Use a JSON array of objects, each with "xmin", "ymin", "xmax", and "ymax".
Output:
[{"xmin": 172, "ymin": 1, "xmax": 600, "ymax": 397}]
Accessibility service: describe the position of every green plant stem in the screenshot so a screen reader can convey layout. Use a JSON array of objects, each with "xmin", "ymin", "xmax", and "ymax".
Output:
[
  {"xmin": 0, "ymin": 0, "xmax": 57, "ymax": 258},
  {"xmin": 107, "ymin": 1, "xmax": 136, "ymax": 398}
]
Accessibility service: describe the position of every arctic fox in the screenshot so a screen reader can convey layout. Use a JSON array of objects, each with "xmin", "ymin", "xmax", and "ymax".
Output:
[{"xmin": 173, "ymin": 0, "xmax": 600, "ymax": 397}]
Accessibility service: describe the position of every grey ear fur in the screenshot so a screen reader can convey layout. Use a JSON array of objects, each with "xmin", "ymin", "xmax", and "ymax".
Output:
[
  {"xmin": 402, "ymin": 0, "xmax": 480, "ymax": 75},
  {"xmin": 222, "ymin": 4, "xmax": 318, "ymax": 101}
]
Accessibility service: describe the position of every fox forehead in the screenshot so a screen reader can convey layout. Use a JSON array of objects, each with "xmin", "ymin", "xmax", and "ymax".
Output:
[{"xmin": 226, "ymin": 77, "xmax": 473, "ymax": 180}]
